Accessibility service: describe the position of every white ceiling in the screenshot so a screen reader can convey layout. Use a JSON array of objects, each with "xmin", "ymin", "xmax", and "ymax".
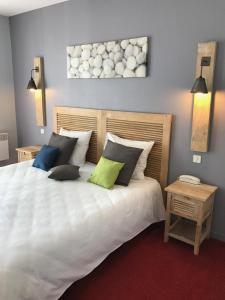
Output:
[{"xmin": 0, "ymin": 0, "xmax": 70, "ymax": 16}]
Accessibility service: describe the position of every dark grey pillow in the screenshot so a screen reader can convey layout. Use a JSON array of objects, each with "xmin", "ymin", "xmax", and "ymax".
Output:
[
  {"xmin": 48, "ymin": 132, "xmax": 78, "ymax": 166},
  {"xmin": 103, "ymin": 140, "xmax": 143, "ymax": 186},
  {"xmin": 48, "ymin": 165, "xmax": 80, "ymax": 181}
]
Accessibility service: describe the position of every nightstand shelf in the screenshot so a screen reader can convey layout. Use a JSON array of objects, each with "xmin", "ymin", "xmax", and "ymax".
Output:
[
  {"xmin": 168, "ymin": 218, "xmax": 207, "ymax": 246},
  {"xmin": 164, "ymin": 180, "xmax": 218, "ymax": 255}
]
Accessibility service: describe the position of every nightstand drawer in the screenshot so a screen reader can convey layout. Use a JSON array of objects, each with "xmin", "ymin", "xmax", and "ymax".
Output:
[
  {"xmin": 16, "ymin": 145, "xmax": 41, "ymax": 163},
  {"xmin": 18, "ymin": 151, "xmax": 36, "ymax": 162},
  {"xmin": 170, "ymin": 194, "xmax": 199, "ymax": 219}
]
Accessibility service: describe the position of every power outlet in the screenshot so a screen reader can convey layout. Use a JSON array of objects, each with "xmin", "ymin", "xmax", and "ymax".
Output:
[
  {"xmin": 193, "ymin": 154, "xmax": 201, "ymax": 164},
  {"xmin": 40, "ymin": 128, "xmax": 45, "ymax": 135}
]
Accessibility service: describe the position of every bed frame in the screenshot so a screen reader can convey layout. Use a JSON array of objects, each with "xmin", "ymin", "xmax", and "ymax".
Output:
[{"xmin": 54, "ymin": 106, "xmax": 172, "ymax": 191}]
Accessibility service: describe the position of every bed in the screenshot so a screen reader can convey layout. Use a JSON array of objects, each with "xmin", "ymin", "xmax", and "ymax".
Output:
[{"xmin": 0, "ymin": 107, "xmax": 172, "ymax": 300}]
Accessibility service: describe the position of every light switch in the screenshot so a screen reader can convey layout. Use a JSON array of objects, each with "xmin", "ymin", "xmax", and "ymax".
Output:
[
  {"xmin": 193, "ymin": 154, "xmax": 201, "ymax": 164},
  {"xmin": 40, "ymin": 128, "xmax": 45, "ymax": 135}
]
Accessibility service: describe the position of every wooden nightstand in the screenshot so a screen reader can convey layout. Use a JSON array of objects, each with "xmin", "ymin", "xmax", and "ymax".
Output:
[
  {"xmin": 164, "ymin": 180, "xmax": 217, "ymax": 255},
  {"xmin": 16, "ymin": 145, "xmax": 41, "ymax": 162}
]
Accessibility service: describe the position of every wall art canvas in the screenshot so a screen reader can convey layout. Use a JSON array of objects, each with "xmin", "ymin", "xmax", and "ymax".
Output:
[{"xmin": 67, "ymin": 36, "xmax": 148, "ymax": 79}]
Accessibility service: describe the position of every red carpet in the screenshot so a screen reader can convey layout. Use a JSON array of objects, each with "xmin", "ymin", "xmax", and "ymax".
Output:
[{"xmin": 60, "ymin": 223, "xmax": 225, "ymax": 300}]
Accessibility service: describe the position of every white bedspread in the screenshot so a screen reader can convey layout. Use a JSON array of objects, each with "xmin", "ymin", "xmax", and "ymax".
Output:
[{"xmin": 0, "ymin": 161, "xmax": 165, "ymax": 300}]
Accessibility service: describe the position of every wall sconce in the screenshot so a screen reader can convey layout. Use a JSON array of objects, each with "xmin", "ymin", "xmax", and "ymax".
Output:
[
  {"xmin": 27, "ymin": 57, "xmax": 46, "ymax": 127},
  {"xmin": 27, "ymin": 67, "xmax": 39, "ymax": 91},
  {"xmin": 190, "ymin": 41, "xmax": 217, "ymax": 152},
  {"xmin": 191, "ymin": 57, "xmax": 210, "ymax": 94}
]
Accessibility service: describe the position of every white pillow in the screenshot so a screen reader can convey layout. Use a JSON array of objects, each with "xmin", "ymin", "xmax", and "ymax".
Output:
[
  {"xmin": 106, "ymin": 132, "xmax": 154, "ymax": 180},
  {"xmin": 59, "ymin": 128, "xmax": 92, "ymax": 166}
]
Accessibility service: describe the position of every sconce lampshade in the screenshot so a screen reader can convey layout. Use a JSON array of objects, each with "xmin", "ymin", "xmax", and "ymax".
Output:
[
  {"xmin": 191, "ymin": 76, "xmax": 208, "ymax": 94},
  {"xmin": 27, "ymin": 77, "xmax": 37, "ymax": 90}
]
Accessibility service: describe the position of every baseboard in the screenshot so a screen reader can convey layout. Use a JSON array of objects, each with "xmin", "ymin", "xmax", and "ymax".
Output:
[{"xmin": 211, "ymin": 231, "xmax": 225, "ymax": 242}]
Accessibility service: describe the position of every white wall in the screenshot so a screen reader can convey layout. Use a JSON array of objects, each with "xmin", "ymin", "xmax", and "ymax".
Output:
[{"xmin": 0, "ymin": 15, "xmax": 17, "ymax": 165}]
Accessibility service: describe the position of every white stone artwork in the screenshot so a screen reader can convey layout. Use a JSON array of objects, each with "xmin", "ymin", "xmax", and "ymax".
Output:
[{"xmin": 67, "ymin": 36, "xmax": 149, "ymax": 79}]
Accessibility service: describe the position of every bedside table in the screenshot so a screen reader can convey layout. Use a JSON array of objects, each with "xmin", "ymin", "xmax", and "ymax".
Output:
[
  {"xmin": 16, "ymin": 145, "xmax": 41, "ymax": 162},
  {"xmin": 164, "ymin": 180, "xmax": 217, "ymax": 255}
]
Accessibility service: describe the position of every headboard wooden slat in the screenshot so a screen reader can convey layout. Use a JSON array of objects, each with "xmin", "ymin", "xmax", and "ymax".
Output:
[
  {"xmin": 54, "ymin": 107, "xmax": 101, "ymax": 164},
  {"xmin": 54, "ymin": 106, "xmax": 172, "ymax": 191}
]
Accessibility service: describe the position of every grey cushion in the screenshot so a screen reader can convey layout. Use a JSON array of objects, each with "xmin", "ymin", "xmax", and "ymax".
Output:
[
  {"xmin": 103, "ymin": 140, "xmax": 143, "ymax": 186},
  {"xmin": 48, "ymin": 132, "xmax": 78, "ymax": 166},
  {"xmin": 48, "ymin": 165, "xmax": 80, "ymax": 181}
]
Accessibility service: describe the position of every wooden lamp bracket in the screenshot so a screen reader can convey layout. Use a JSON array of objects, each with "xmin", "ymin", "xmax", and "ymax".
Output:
[
  {"xmin": 191, "ymin": 41, "xmax": 217, "ymax": 152},
  {"xmin": 33, "ymin": 57, "xmax": 46, "ymax": 127}
]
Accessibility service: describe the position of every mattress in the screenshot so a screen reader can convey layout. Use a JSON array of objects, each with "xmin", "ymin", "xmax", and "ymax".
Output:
[{"xmin": 0, "ymin": 160, "xmax": 165, "ymax": 300}]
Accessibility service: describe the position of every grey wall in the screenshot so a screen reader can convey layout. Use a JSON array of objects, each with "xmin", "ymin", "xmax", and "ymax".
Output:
[
  {"xmin": 10, "ymin": 0, "xmax": 225, "ymax": 240},
  {"xmin": 0, "ymin": 16, "xmax": 17, "ymax": 166}
]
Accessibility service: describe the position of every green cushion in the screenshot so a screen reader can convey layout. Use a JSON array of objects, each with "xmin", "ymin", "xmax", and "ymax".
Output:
[{"xmin": 88, "ymin": 156, "xmax": 124, "ymax": 189}]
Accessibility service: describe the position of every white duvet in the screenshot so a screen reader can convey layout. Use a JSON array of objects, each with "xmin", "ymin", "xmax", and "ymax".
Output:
[{"xmin": 0, "ymin": 161, "xmax": 165, "ymax": 300}]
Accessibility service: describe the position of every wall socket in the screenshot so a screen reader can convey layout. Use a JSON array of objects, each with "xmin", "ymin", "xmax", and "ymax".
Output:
[
  {"xmin": 40, "ymin": 128, "xmax": 45, "ymax": 135},
  {"xmin": 193, "ymin": 154, "xmax": 201, "ymax": 164}
]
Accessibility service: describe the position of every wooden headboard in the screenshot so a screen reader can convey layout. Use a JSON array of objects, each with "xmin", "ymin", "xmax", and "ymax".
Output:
[{"xmin": 54, "ymin": 106, "xmax": 172, "ymax": 190}]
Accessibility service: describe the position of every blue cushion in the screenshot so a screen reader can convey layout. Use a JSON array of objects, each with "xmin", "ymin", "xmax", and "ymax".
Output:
[{"xmin": 33, "ymin": 145, "xmax": 59, "ymax": 171}]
